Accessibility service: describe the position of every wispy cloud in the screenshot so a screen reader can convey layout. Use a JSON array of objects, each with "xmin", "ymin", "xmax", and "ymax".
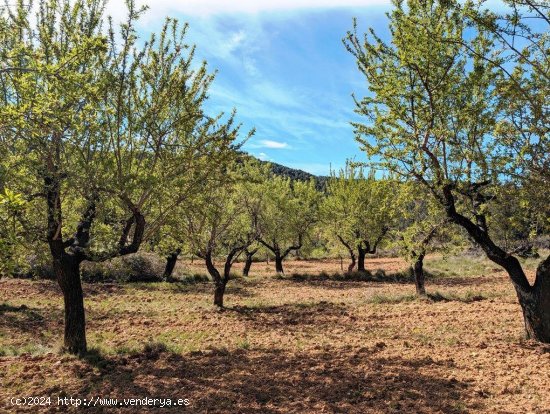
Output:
[
  {"xmin": 107, "ymin": 0, "xmax": 391, "ymax": 19},
  {"xmin": 249, "ymin": 140, "xmax": 290, "ymax": 149}
]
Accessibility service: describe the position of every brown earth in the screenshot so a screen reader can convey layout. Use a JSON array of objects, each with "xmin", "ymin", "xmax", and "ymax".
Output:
[{"xmin": 1, "ymin": 256, "xmax": 549, "ymax": 413}]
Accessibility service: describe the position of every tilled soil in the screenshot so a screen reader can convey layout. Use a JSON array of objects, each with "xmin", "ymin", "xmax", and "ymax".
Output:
[{"xmin": 1, "ymin": 258, "xmax": 549, "ymax": 413}]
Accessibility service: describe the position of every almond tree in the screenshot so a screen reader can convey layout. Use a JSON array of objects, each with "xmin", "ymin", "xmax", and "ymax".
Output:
[
  {"xmin": 183, "ymin": 164, "xmax": 257, "ymax": 307},
  {"xmin": 345, "ymin": 0, "xmax": 550, "ymax": 342},
  {"xmin": 0, "ymin": 0, "xmax": 242, "ymax": 353},
  {"xmin": 254, "ymin": 176, "xmax": 321, "ymax": 275},
  {"xmin": 393, "ymin": 183, "xmax": 453, "ymax": 297},
  {"xmin": 323, "ymin": 163, "xmax": 394, "ymax": 273}
]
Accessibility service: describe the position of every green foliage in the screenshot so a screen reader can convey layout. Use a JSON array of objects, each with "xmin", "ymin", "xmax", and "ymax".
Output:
[
  {"xmin": 182, "ymin": 161, "xmax": 259, "ymax": 264},
  {"xmin": 0, "ymin": 188, "xmax": 27, "ymax": 276},
  {"xmin": 345, "ymin": 0, "xmax": 548, "ymax": 253},
  {"xmin": 345, "ymin": 0, "xmax": 497, "ymax": 189},
  {"xmin": 323, "ymin": 163, "xmax": 395, "ymax": 257},
  {"xmin": 391, "ymin": 182, "xmax": 458, "ymax": 264},
  {"xmin": 254, "ymin": 173, "xmax": 322, "ymax": 257},
  {"xmin": 0, "ymin": 0, "xmax": 244, "ymax": 264}
]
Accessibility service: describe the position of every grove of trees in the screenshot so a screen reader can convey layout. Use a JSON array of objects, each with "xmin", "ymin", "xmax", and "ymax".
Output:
[{"xmin": 0, "ymin": 0, "xmax": 548, "ymax": 357}]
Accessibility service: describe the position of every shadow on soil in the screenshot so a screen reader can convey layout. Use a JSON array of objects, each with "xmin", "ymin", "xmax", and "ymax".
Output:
[
  {"xmin": 227, "ymin": 301, "xmax": 350, "ymax": 328},
  {"xmin": 0, "ymin": 303, "xmax": 47, "ymax": 334},
  {"xmin": 281, "ymin": 269, "xmax": 492, "ymax": 290},
  {"xmin": 72, "ymin": 346, "xmax": 475, "ymax": 413}
]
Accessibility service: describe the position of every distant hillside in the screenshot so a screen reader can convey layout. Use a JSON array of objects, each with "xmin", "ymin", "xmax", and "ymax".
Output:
[{"xmin": 240, "ymin": 152, "xmax": 328, "ymax": 190}]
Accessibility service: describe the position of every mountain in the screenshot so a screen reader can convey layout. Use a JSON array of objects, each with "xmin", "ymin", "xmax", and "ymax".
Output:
[{"xmin": 240, "ymin": 152, "xmax": 328, "ymax": 190}]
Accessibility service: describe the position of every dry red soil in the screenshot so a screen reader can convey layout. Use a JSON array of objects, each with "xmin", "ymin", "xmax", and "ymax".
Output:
[{"xmin": 1, "ymin": 257, "xmax": 549, "ymax": 413}]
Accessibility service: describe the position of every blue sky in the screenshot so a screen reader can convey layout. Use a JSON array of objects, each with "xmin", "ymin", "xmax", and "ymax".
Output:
[{"xmin": 106, "ymin": 0, "xmax": 396, "ymax": 175}]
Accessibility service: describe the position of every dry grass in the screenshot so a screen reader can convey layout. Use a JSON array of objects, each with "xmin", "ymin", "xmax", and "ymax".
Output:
[{"xmin": 1, "ymin": 254, "xmax": 549, "ymax": 413}]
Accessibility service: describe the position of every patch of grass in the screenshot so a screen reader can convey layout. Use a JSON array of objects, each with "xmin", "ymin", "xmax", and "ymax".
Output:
[
  {"xmin": 81, "ymin": 347, "xmax": 111, "ymax": 369},
  {"xmin": 237, "ymin": 338, "xmax": 251, "ymax": 350},
  {"xmin": 174, "ymin": 273, "xmax": 211, "ymax": 284},
  {"xmin": 428, "ymin": 290, "xmax": 490, "ymax": 303},
  {"xmin": 368, "ymin": 293, "xmax": 417, "ymax": 304},
  {"xmin": 284, "ymin": 269, "xmax": 415, "ymax": 283},
  {"xmin": 0, "ymin": 343, "xmax": 53, "ymax": 356},
  {"xmin": 424, "ymin": 255, "xmax": 496, "ymax": 278},
  {"xmin": 142, "ymin": 341, "xmax": 168, "ymax": 357}
]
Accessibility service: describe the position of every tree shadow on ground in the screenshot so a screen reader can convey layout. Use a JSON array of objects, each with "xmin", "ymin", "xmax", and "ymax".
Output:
[
  {"xmin": 227, "ymin": 301, "xmax": 350, "ymax": 328},
  {"xmin": 287, "ymin": 269, "xmax": 413, "ymax": 283},
  {"xmin": 428, "ymin": 275, "xmax": 499, "ymax": 288},
  {"xmin": 0, "ymin": 303, "xmax": 47, "ymax": 334},
  {"xmin": 282, "ymin": 269, "xmax": 494, "ymax": 291},
  {"xmin": 72, "ymin": 346, "xmax": 477, "ymax": 413}
]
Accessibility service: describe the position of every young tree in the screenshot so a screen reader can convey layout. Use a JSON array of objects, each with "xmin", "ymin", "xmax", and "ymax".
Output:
[
  {"xmin": 0, "ymin": 0, "xmax": 242, "ymax": 353},
  {"xmin": 254, "ymin": 176, "xmax": 321, "ymax": 275},
  {"xmin": 183, "ymin": 166, "xmax": 257, "ymax": 308},
  {"xmin": 323, "ymin": 164, "xmax": 394, "ymax": 273},
  {"xmin": 393, "ymin": 183, "xmax": 452, "ymax": 297},
  {"xmin": 242, "ymin": 244, "xmax": 260, "ymax": 277},
  {"xmin": 345, "ymin": 0, "xmax": 550, "ymax": 341}
]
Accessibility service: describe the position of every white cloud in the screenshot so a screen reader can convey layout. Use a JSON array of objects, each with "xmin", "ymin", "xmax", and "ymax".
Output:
[
  {"xmin": 106, "ymin": 0, "xmax": 390, "ymax": 19},
  {"xmin": 221, "ymin": 30, "xmax": 247, "ymax": 57},
  {"xmin": 258, "ymin": 139, "xmax": 289, "ymax": 149},
  {"xmin": 257, "ymin": 152, "xmax": 272, "ymax": 161}
]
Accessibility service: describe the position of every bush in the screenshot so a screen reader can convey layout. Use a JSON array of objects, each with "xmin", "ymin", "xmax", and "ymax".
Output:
[
  {"xmin": 25, "ymin": 253, "xmax": 56, "ymax": 280},
  {"xmin": 81, "ymin": 253, "xmax": 164, "ymax": 283}
]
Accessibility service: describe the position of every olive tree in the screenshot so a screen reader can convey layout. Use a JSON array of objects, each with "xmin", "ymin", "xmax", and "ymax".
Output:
[
  {"xmin": 345, "ymin": 0, "xmax": 550, "ymax": 341},
  {"xmin": 0, "ymin": 0, "xmax": 241, "ymax": 353}
]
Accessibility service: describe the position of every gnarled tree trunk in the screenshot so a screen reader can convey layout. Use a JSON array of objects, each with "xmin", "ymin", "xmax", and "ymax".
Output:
[
  {"xmin": 258, "ymin": 238, "xmax": 302, "ymax": 276},
  {"xmin": 337, "ymin": 235, "xmax": 356, "ymax": 273},
  {"xmin": 242, "ymin": 248, "xmax": 258, "ymax": 277},
  {"xmin": 51, "ymin": 244, "xmax": 87, "ymax": 354},
  {"xmin": 443, "ymin": 183, "xmax": 550, "ymax": 342},
  {"xmin": 356, "ymin": 229, "xmax": 388, "ymax": 273},
  {"xmin": 357, "ymin": 245, "xmax": 367, "ymax": 272},
  {"xmin": 45, "ymin": 172, "xmax": 87, "ymax": 354},
  {"xmin": 45, "ymin": 171, "xmax": 146, "ymax": 354},
  {"xmin": 204, "ymin": 245, "xmax": 245, "ymax": 308},
  {"xmin": 520, "ymin": 256, "xmax": 550, "ymax": 342},
  {"xmin": 214, "ymin": 282, "xmax": 226, "ymax": 307},
  {"xmin": 413, "ymin": 253, "xmax": 426, "ymax": 297},
  {"xmin": 274, "ymin": 251, "xmax": 284, "ymax": 274},
  {"xmin": 163, "ymin": 248, "xmax": 181, "ymax": 281}
]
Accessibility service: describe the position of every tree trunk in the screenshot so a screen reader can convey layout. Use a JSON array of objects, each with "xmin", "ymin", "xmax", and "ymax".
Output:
[
  {"xmin": 214, "ymin": 282, "xmax": 226, "ymax": 308},
  {"xmin": 348, "ymin": 254, "xmax": 357, "ymax": 273},
  {"xmin": 337, "ymin": 235, "xmax": 356, "ymax": 273},
  {"xmin": 413, "ymin": 254, "xmax": 427, "ymax": 297},
  {"xmin": 275, "ymin": 252, "xmax": 284, "ymax": 274},
  {"xmin": 163, "ymin": 249, "xmax": 181, "ymax": 281},
  {"xmin": 52, "ymin": 251, "xmax": 86, "ymax": 355},
  {"xmin": 442, "ymin": 184, "xmax": 550, "ymax": 342},
  {"xmin": 357, "ymin": 246, "xmax": 366, "ymax": 272},
  {"xmin": 520, "ymin": 256, "xmax": 550, "ymax": 342},
  {"xmin": 46, "ymin": 170, "xmax": 87, "ymax": 355},
  {"xmin": 242, "ymin": 248, "xmax": 258, "ymax": 277},
  {"xmin": 243, "ymin": 255, "xmax": 253, "ymax": 277},
  {"xmin": 204, "ymin": 251, "xmax": 225, "ymax": 308}
]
